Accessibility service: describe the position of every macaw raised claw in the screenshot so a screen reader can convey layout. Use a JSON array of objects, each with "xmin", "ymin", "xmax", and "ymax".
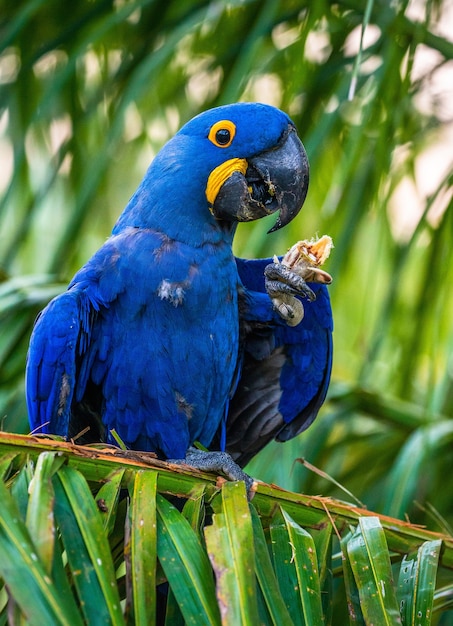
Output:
[{"xmin": 26, "ymin": 102, "xmax": 332, "ymax": 487}]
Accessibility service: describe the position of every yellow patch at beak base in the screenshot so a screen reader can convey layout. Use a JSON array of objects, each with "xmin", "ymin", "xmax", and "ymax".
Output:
[{"xmin": 206, "ymin": 158, "xmax": 248, "ymax": 208}]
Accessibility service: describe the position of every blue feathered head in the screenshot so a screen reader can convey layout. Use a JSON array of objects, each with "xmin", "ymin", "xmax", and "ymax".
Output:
[{"xmin": 114, "ymin": 102, "xmax": 309, "ymax": 240}]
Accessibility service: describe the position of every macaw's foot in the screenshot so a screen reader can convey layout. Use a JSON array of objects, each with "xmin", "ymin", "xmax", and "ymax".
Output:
[
  {"xmin": 265, "ymin": 237, "xmax": 333, "ymax": 327},
  {"xmin": 265, "ymin": 260, "xmax": 316, "ymax": 301},
  {"xmin": 169, "ymin": 447, "xmax": 255, "ymax": 497},
  {"xmin": 265, "ymin": 261, "xmax": 315, "ymax": 326}
]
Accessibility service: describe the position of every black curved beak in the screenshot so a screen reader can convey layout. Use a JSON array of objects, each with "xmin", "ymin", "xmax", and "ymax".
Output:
[{"xmin": 211, "ymin": 125, "xmax": 309, "ymax": 233}]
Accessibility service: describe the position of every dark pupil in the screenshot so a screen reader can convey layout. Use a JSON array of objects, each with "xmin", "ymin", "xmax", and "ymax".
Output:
[{"xmin": 215, "ymin": 128, "xmax": 231, "ymax": 145}]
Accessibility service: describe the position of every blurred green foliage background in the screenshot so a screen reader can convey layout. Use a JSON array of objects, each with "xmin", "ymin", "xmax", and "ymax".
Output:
[{"xmin": 1, "ymin": 0, "xmax": 452, "ymax": 528}]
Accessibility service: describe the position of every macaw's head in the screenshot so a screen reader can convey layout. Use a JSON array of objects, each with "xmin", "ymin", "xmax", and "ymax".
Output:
[
  {"xmin": 179, "ymin": 102, "xmax": 309, "ymax": 233},
  {"xmin": 114, "ymin": 102, "xmax": 309, "ymax": 239}
]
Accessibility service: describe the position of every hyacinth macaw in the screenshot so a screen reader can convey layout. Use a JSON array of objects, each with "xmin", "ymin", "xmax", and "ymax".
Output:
[{"xmin": 26, "ymin": 102, "xmax": 332, "ymax": 482}]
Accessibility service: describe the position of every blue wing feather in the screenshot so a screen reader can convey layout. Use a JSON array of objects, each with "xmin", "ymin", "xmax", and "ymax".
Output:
[
  {"xmin": 26, "ymin": 291, "xmax": 84, "ymax": 435},
  {"xmin": 222, "ymin": 257, "xmax": 333, "ymax": 466},
  {"xmin": 276, "ymin": 284, "xmax": 332, "ymax": 439}
]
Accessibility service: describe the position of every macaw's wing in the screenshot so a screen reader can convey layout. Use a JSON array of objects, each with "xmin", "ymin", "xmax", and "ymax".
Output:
[
  {"xmin": 224, "ymin": 257, "xmax": 333, "ymax": 468},
  {"xmin": 25, "ymin": 234, "xmax": 129, "ymax": 443},
  {"xmin": 26, "ymin": 289, "xmax": 96, "ymax": 438}
]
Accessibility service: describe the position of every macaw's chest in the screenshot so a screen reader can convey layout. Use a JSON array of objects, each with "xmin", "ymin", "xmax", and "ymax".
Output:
[
  {"xmin": 152, "ymin": 245, "xmax": 240, "ymax": 328},
  {"xmin": 75, "ymin": 232, "xmax": 242, "ymax": 455},
  {"xmin": 86, "ymin": 231, "xmax": 242, "ymax": 384}
]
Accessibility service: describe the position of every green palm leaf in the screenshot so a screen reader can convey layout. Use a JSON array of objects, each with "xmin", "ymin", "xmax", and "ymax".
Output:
[
  {"xmin": 127, "ymin": 470, "xmax": 158, "ymax": 626},
  {"xmin": 205, "ymin": 481, "xmax": 258, "ymax": 625},
  {"xmin": 157, "ymin": 492, "xmax": 220, "ymax": 625},
  {"xmin": 0, "ymin": 476, "xmax": 84, "ymax": 626},
  {"xmin": 250, "ymin": 504, "xmax": 293, "ymax": 625},
  {"xmin": 53, "ymin": 464, "xmax": 125, "ymax": 625},
  {"xmin": 346, "ymin": 517, "xmax": 402, "ymax": 624},
  {"xmin": 0, "ymin": 433, "xmax": 450, "ymax": 623},
  {"xmin": 398, "ymin": 540, "xmax": 442, "ymax": 626}
]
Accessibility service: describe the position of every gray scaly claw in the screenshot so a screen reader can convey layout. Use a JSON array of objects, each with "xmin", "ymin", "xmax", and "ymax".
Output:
[
  {"xmin": 170, "ymin": 447, "xmax": 256, "ymax": 497},
  {"xmin": 264, "ymin": 261, "xmax": 315, "ymax": 326},
  {"xmin": 264, "ymin": 261, "xmax": 316, "ymax": 300}
]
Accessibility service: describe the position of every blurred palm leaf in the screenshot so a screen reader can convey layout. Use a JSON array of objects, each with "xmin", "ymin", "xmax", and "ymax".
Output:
[{"xmin": 0, "ymin": 432, "xmax": 452, "ymax": 624}]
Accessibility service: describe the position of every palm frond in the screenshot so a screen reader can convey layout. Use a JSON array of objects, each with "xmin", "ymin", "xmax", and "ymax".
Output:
[{"xmin": 0, "ymin": 433, "xmax": 452, "ymax": 624}]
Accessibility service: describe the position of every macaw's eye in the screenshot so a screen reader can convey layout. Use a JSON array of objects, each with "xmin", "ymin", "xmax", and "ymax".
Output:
[
  {"xmin": 216, "ymin": 129, "xmax": 231, "ymax": 145},
  {"xmin": 208, "ymin": 120, "xmax": 236, "ymax": 148}
]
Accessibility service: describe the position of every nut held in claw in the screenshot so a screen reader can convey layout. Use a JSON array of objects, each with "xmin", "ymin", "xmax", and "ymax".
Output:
[
  {"xmin": 272, "ymin": 235, "xmax": 334, "ymax": 327},
  {"xmin": 281, "ymin": 235, "xmax": 333, "ymax": 282}
]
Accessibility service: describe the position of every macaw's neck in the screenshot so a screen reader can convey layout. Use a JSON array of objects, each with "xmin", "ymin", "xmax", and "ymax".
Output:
[{"xmin": 112, "ymin": 136, "xmax": 237, "ymax": 248}]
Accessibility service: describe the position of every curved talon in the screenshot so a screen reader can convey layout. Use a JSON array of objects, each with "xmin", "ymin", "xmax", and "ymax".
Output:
[
  {"xmin": 266, "ymin": 277, "xmax": 315, "ymax": 301},
  {"xmin": 169, "ymin": 447, "xmax": 255, "ymax": 497},
  {"xmin": 264, "ymin": 262, "xmax": 316, "ymax": 300},
  {"xmin": 264, "ymin": 261, "xmax": 301, "ymax": 284},
  {"xmin": 272, "ymin": 295, "xmax": 304, "ymax": 326},
  {"xmin": 266, "ymin": 279, "xmax": 298, "ymax": 298},
  {"xmin": 264, "ymin": 261, "xmax": 318, "ymax": 326}
]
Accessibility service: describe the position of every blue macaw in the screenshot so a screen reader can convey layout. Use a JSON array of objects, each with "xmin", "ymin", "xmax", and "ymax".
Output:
[{"xmin": 26, "ymin": 102, "xmax": 332, "ymax": 478}]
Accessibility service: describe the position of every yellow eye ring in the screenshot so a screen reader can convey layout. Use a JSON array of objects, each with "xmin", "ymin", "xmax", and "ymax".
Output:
[{"xmin": 208, "ymin": 120, "xmax": 236, "ymax": 148}]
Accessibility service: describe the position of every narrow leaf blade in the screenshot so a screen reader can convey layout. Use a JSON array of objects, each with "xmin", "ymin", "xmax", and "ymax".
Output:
[
  {"xmin": 204, "ymin": 481, "xmax": 259, "ymax": 625},
  {"xmin": 398, "ymin": 539, "xmax": 442, "ymax": 626},
  {"xmin": 269, "ymin": 508, "xmax": 304, "ymax": 626},
  {"xmin": 341, "ymin": 531, "xmax": 366, "ymax": 626},
  {"xmin": 347, "ymin": 517, "xmax": 402, "ymax": 625},
  {"xmin": 156, "ymin": 493, "xmax": 220, "ymax": 626},
  {"xmin": 95, "ymin": 468, "xmax": 125, "ymax": 535},
  {"xmin": 0, "ymin": 479, "xmax": 83, "ymax": 626},
  {"xmin": 250, "ymin": 504, "xmax": 294, "ymax": 625},
  {"xmin": 128, "ymin": 470, "xmax": 157, "ymax": 626},
  {"xmin": 414, "ymin": 540, "xmax": 442, "ymax": 625},
  {"xmin": 26, "ymin": 452, "xmax": 65, "ymax": 572},
  {"xmin": 281, "ymin": 508, "xmax": 324, "ymax": 625},
  {"xmin": 54, "ymin": 465, "xmax": 125, "ymax": 625}
]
